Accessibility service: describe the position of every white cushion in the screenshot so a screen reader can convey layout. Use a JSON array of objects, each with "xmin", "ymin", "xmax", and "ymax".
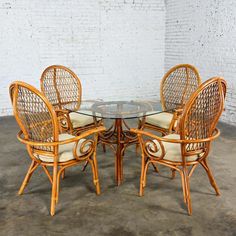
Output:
[
  {"xmin": 69, "ymin": 111, "xmax": 101, "ymax": 128},
  {"xmin": 145, "ymin": 112, "xmax": 175, "ymax": 130},
  {"xmin": 34, "ymin": 134, "xmax": 91, "ymax": 163},
  {"xmin": 150, "ymin": 134, "xmax": 199, "ymax": 162}
]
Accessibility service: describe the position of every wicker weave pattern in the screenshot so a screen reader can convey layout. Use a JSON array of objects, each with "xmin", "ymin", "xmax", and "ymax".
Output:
[
  {"xmin": 12, "ymin": 83, "xmax": 56, "ymax": 152},
  {"xmin": 161, "ymin": 65, "xmax": 201, "ymax": 110},
  {"xmin": 132, "ymin": 77, "xmax": 226, "ymax": 215},
  {"xmin": 180, "ymin": 78, "xmax": 226, "ymax": 154},
  {"xmin": 9, "ymin": 81, "xmax": 104, "ymax": 216},
  {"xmin": 41, "ymin": 65, "xmax": 81, "ymax": 111}
]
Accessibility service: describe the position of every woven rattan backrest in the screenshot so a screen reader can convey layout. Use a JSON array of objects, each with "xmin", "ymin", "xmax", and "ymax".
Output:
[
  {"xmin": 10, "ymin": 81, "xmax": 59, "ymax": 152},
  {"xmin": 40, "ymin": 65, "xmax": 82, "ymax": 111},
  {"xmin": 160, "ymin": 64, "xmax": 201, "ymax": 110},
  {"xmin": 180, "ymin": 77, "xmax": 226, "ymax": 155}
]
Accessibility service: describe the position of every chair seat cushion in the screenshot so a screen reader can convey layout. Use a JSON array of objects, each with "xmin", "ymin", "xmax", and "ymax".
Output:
[
  {"xmin": 151, "ymin": 134, "xmax": 199, "ymax": 162},
  {"xmin": 69, "ymin": 111, "xmax": 101, "ymax": 128},
  {"xmin": 34, "ymin": 134, "xmax": 91, "ymax": 163},
  {"xmin": 145, "ymin": 112, "xmax": 175, "ymax": 130}
]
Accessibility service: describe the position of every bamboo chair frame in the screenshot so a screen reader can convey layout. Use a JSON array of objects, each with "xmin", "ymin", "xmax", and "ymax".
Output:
[
  {"xmin": 132, "ymin": 77, "xmax": 226, "ymax": 215},
  {"xmin": 9, "ymin": 81, "xmax": 105, "ymax": 216},
  {"xmin": 40, "ymin": 65, "xmax": 102, "ymax": 135},
  {"xmin": 143, "ymin": 64, "xmax": 201, "ymax": 135}
]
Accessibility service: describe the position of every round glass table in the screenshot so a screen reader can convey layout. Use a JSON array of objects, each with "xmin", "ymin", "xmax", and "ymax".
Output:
[{"xmin": 65, "ymin": 100, "xmax": 165, "ymax": 185}]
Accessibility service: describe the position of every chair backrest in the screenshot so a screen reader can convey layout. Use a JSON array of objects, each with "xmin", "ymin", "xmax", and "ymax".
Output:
[
  {"xmin": 40, "ymin": 65, "xmax": 82, "ymax": 111},
  {"xmin": 160, "ymin": 64, "xmax": 201, "ymax": 111},
  {"xmin": 179, "ymin": 77, "xmax": 226, "ymax": 156},
  {"xmin": 9, "ymin": 81, "xmax": 59, "ymax": 152}
]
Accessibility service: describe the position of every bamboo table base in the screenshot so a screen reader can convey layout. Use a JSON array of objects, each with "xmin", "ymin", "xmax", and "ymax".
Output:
[{"xmin": 99, "ymin": 118, "xmax": 138, "ymax": 186}]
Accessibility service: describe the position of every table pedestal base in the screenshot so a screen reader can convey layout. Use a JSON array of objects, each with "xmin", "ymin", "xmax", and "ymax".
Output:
[{"xmin": 99, "ymin": 118, "xmax": 138, "ymax": 186}]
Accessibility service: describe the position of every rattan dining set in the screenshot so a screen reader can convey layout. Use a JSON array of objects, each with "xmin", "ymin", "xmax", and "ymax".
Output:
[{"xmin": 9, "ymin": 64, "xmax": 226, "ymax": 216}]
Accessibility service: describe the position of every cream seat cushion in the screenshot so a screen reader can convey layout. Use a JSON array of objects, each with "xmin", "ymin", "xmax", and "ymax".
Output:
[
  {"xmin": 69, "ymin": 111, "xmax": 101, "ymax": 128},
  {"xmin": 151, "ymin": 134, "xmax": 200, "ymax": 162},
  {"xmin": 34, "ymin": 134, "xmax": 91, "ymax": 163},
  {"xmin": 145, "ymin": 112, "xmax": 175, "ymax": 130}
]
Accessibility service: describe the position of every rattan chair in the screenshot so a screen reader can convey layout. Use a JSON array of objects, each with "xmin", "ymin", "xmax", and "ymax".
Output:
[
  {"xmin": 9, "ymin": 81, "xmax": 105, "ymax": 216},
  {"xmin": 132, "ymin": 77, "xmax": 226, "ymax": 215},
  {"xmin": 142, "ymin": 64, "xmax": 201, "ymax": 135},
  {"xmin": 40, "ymin": 65, "xmax": 102, "ymax": 135}
]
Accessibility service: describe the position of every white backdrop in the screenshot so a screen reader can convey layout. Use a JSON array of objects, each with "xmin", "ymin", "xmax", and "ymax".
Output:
[
  {"xmin": 0, "ymin": 0, "xmax": 165, "ymax": 115},
  {"xmin": 165, "ymin": 0, "xmax": 236, "ymax": 126},
  {"xmin": 1, "ymin": 0, "xmax": 235, "ymax": 127}
]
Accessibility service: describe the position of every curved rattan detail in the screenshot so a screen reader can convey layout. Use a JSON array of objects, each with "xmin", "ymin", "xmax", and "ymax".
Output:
[
  {"xmin": 132, "ymin": 77, "xmax": 227, "ymax": 215},
  {"xmin": 160, "ymin": 64, "xmax": 201, "ymax": 111},
  {"xmin": 9, "ymin": 81, "xmax": 59, "ymax": 152},
  {"xmin": 40, "ymin": 65, "xmax": 82, "ymax": 111},
  {"xmin": 9, "ymin": 81, "xmax": 104, "ymax": 216},
  {"xmin": 180, "ymin": 77, "xmax": 226, "ymax": 156},
  {"xmin": 9, "ymin": 83, "xmax": 15, "ymax": 104}
]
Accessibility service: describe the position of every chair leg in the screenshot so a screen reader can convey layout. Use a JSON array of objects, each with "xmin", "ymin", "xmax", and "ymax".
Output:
[
  {"xmin": 136, "ymin": 144, "xmax": 139, "ymax": 154},
  {"xmin": 139, "ymin": 155, "xmax": 146, "ymax": 196},
  {"xmin": 42, "ymin": 166, "xmax": 53, "ymax": 184},
  {"xmin": 140, "ymin": 159, "xmax": 150, "ymax": 196},
  {"xmin": 18, "ymin": 160, "xmax": 38, "ymax": 195},
  {"xmin": 82, "ymin": 161, "xmax": 89, "ymax": 172},
  {"xmin": 180, "ymin": 171, "xmax": 187, "ymax": 203},
  {"xmin": 56, "ymin": 167, "xmax": 65, "ymax": 204},
  {"xmin": 183, "ymin": 167, "xmax": 192, "ymax": 215},
  {"xmin": 151, "ymin": 162, "xmax": 159, "ymax": 173},
  {"xmin": 143, "ymin": 161, "xmax": 150, "ymax": 188},
  {"xmin": 143, "ymin": 157, "xmax": 158, "ymax": 173},
  {"xmin": 201, "ymin": 159, "xmax": 220, "ymax": 196},
  {"xmin": 50, "ymin": 164, "xmax": 58, "ymax": 216},
  {"xmin": 89, "ymin": 156, "xmax": 101, "ymax": 195},
  {"xmin": 61, "ymin": 169, "xmax": 65, "ymax": 179},
  {"xmin": 102, "ymin": 143, "xmax": 106, "ymax": 153},
  {"xmin": 171, "ymin": 168, "xmax": 176, "ymax": 179}
]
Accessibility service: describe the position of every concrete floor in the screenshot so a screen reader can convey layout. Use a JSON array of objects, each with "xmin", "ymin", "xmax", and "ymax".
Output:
[{"xmin": 0, "ymin": 116, "xmax": 236, "ymax": 236}]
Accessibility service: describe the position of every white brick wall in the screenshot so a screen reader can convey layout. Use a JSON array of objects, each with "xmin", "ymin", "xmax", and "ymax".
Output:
[
  {"xmin": 0, "ymin": 0, "xmax": 165, "ymax": 115},
  {"xmin": 1, "ymin": 0, "xmax": 236, "ymax": 126},
  {"xmin": 165, "ymin": 0, "xmax": 236, "ymax": 126}
]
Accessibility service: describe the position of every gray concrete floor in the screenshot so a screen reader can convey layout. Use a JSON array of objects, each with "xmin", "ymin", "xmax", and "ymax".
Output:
[{"xmin": 0, "ymin": 116, "xmax": 236, "ymax": 236}]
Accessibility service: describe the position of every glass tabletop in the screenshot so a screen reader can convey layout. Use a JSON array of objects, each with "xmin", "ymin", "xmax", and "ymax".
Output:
[{"xmin": 65, "ymin": 100, "xmax": 166, "ymax": 119}]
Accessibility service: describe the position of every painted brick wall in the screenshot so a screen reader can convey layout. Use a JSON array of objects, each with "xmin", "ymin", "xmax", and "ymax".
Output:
[
  {"xmin": 165, "ymin": 0, "xmax": 236, "ymax": 126},
  {"xmin": 2, "ymin": 0, "xmax": 235, "ymax": 126},
  {"xmin": 0, "ymin": 0, "xmax": 165, "ymax": 116}
]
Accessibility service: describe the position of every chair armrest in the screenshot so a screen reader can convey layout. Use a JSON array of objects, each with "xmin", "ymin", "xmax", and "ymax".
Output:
[
  {"xmin": 170, "ymin": 108, "xmax": 184, "ymax": 132},
  {"xmin": 55, "ymin": 109, "xmax": 70, "ymax": 116},
  {"xmin": 130, "ymin": 128, "xmax": 220, "ymax": 144},
  {"xmin": 173, "ymin": 108, "xmax": 183, "ymax": 116},
  {"xmin": 17, "ymin": 126, "xmax": 106, "ymax": 146},
  {"xmin": 54, "ymin": 109, "xmax": 73, "ymax": 132}
]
